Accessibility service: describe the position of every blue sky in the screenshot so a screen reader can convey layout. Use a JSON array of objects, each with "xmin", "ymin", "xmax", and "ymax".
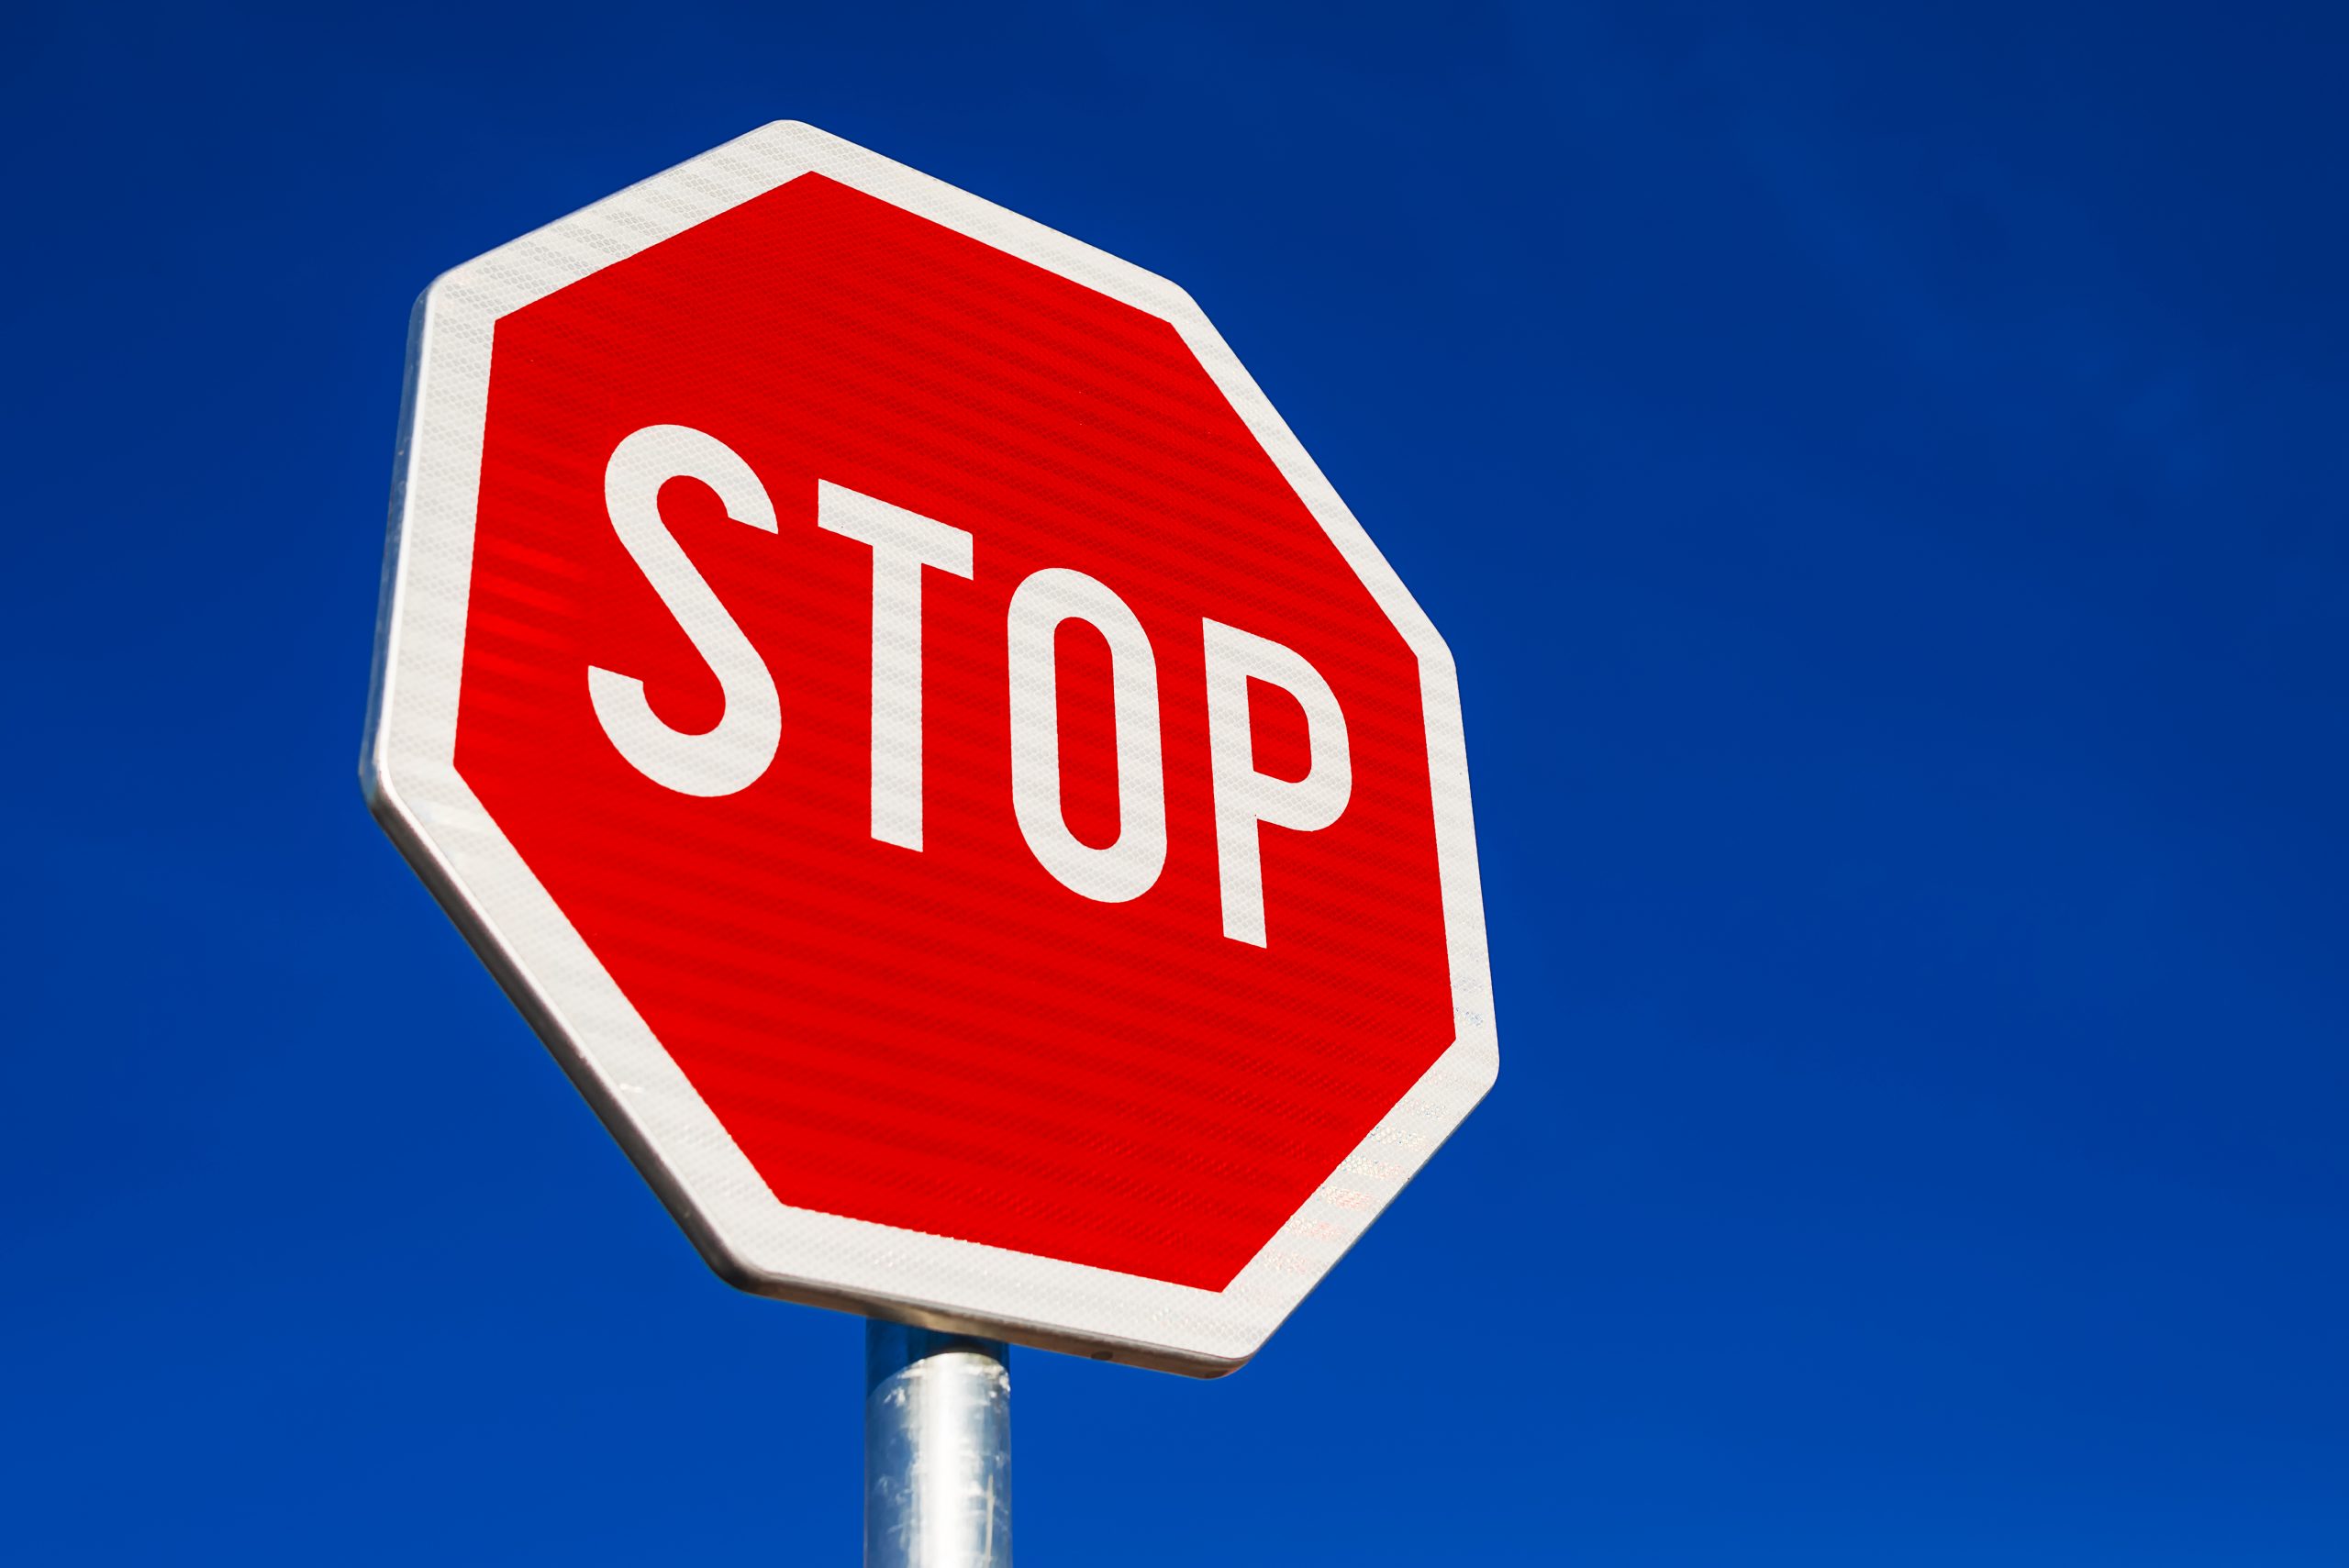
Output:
[{"xmin": 4, "ymin": 2, "xmax": 2344, "ymax": 1562}]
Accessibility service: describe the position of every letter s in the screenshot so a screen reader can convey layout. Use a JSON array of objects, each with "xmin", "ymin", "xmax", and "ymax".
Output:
[{"xmin": 586, "ymin": 424, "xmax": 782, "ymax": 797}]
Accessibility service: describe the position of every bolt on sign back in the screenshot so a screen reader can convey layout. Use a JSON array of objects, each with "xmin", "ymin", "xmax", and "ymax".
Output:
[{"xmin": 362, "ymin": 122, "xmax": 1496, "ymax": 1375}]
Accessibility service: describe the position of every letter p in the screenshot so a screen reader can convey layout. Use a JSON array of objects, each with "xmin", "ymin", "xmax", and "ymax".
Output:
[{"xmin": 1202, "ymin": 618, "xmax": 1353, "ymax": 947}]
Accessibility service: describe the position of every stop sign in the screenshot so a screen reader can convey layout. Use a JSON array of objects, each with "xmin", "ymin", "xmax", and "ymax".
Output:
[{"xmin": 364, "ymin": 122, "xmax": 1496, "ymax": 1373}]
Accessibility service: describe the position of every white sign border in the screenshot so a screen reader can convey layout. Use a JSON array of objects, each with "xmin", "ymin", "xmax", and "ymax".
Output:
[{"xmin": 362, "ymin": 121, "xmax": 1497, "ymax": 1375}]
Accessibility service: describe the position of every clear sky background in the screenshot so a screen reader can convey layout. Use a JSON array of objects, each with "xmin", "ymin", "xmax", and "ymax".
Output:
[{"xmin": 5, "ymin": 3, "xmax": 2344, "ymax": 1562}]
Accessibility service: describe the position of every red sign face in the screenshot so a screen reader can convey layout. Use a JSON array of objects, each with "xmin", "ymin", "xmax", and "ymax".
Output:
[{"xmin": 369, "ymin": 123, "xmax": 1493, "ymax": 1371}]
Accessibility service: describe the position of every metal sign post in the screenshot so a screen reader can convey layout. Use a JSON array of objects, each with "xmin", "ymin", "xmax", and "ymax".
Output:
[{"xmin": 864, "ymin": 1323, "xmax": 1012, "ymax": 1568}]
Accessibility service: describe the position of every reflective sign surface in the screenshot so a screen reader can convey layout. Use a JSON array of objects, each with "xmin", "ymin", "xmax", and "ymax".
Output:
[{"xmin": 367, "ymin": 123, "xmax": 1496, "ymax": 1372}]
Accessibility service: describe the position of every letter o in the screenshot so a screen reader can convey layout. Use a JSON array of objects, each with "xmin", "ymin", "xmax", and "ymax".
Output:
[{"xmin": 1005, "ymin": 569, "xmax": 1167, "ymax": 903}]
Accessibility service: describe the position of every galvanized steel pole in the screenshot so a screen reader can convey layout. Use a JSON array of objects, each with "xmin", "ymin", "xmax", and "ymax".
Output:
[{"xmin": 864, "ymin": 1322, "xmax": 1012, "ymax": 1568}]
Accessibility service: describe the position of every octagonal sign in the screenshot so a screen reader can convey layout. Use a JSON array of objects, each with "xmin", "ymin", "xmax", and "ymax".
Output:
[{"xmin": 363, "ymin": 122, "xmax": 1495, "ymax": 1374}]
